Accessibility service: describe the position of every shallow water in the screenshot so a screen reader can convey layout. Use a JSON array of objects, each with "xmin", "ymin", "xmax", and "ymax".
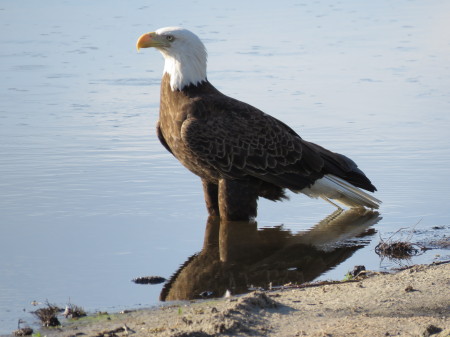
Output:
[{"xmin": 1, "ymin": 0, "xmax": 450, "ymax": 333}]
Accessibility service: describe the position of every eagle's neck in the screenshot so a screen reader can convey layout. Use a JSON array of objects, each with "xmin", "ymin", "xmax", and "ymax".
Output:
[
  {"xmin": 160, "ymin": 73, "xmax": 220, "ymax": 102},
  {"xmin": 160, "ymin": 48, "xmax": 207, "ymax": 91}
]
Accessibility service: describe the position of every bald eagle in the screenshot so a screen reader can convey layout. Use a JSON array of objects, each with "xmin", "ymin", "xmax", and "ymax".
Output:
[{"xmin": 136, "ymin": 27, "xmax": 380, "ymax": 221}]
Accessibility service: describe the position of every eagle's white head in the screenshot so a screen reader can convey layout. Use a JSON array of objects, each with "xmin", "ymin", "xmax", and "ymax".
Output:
[{"xmin": 137, "ymin": 27, "xmax": 208, "ymax": 91}]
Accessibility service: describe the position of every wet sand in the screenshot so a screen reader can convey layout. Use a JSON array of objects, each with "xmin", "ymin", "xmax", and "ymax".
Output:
[{"xmin": 32, "ymin": 262, "xmax": 449, "ymax": 337}]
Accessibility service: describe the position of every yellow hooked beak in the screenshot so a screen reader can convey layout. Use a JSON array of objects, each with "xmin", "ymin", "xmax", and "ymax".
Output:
[{"xmin": 136, "ymin": 32, "xmax": 166, "ymax": 52}]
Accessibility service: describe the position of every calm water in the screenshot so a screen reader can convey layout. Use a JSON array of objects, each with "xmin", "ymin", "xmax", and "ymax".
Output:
[{"xmin": 1, "ymin": 0, "xmax": 450, "ymax": 333}]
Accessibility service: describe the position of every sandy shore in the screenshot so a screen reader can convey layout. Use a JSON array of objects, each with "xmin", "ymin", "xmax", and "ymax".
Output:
[{"xmin": 28, "ymin": 262, "xmax": 450, "ymax": 337}]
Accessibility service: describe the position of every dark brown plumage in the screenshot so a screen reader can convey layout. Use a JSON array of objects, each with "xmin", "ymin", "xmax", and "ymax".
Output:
[{"xmin": 137, "ymin": 27, "xmax": 380, "ymax": 221}]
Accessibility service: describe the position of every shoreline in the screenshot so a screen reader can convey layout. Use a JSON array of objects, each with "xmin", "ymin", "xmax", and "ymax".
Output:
[{"xmin": 25, "ymin": 261, "xmax": 449, "ymax": 337}]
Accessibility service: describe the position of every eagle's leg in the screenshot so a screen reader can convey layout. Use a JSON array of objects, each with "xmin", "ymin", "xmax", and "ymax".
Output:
[
  {"xmin": 218, "ymin": 178, "xmax": 258, "ymax": 221},
  {"xmin": 202, "ymin": 180, "xmax": 220, "ymax": 217}
]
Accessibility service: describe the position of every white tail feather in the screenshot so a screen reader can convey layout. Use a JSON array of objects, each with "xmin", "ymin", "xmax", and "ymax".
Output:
[{"xmin": 300, "ymin": 174, "xmax": 381, "ymax": 209}]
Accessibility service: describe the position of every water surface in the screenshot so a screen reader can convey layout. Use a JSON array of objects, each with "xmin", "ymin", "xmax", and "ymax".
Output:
[{"xmin": 1, "ymin": 0, "xmax": 450, "ymax": 333}]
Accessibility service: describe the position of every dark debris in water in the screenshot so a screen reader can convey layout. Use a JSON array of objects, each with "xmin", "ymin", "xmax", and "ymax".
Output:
[
  {"xmin": 13, "ymin": 320, "xmax": 33, "ymax": 336},
  {"xmin": 420, "ymin": 235, "xmax": 450, "ymax": 249},
  {"xmin": 63, "ymin": 302, "xmax": 87, "ymax": 319},
  {"xmin": 132, "ymin": 276, "xmax": 166, "ymax": 285},
  {"xmin": 31, "ymin": 302, "xmax": 61, "ymax": 327},
  {"xmin": 375, "ymin": 223, "xmax": 450, "ymax": 263},
  {"xmin": 374, "ymin": 225, "xmax": 432, "ymax": 261},
  {"xmin": 351, "ymin": 265, "xmax": 366, "ymax": 277},
  {"xmin": 13, "ymin": 327, "xmax": 33, "ymax": 336},
  {"xmin": 375, "ymin": 240, "xmax": 423, "ymax": 260}
]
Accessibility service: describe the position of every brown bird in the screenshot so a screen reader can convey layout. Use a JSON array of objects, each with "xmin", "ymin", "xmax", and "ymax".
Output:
[{"xmin": 136, "ymin": 27, "xmax": 380, "ymax": 221}]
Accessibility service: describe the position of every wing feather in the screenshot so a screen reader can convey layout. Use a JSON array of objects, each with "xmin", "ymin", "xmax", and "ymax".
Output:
[
  {"xmin": 180, "ymin": 95, "xmax": 325, "ymax": 190},
  {"xmin": 156, "ymin": 121, "xmax": 173, "ymax": 155}
]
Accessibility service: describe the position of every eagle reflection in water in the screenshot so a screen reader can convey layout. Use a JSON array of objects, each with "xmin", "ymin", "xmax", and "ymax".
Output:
[{"xmin": 160, "ymin": 209, "xmax": 381, "ymax": 301}]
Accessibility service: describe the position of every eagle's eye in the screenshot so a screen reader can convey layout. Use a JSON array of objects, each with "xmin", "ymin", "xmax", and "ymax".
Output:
[{"xmin": 165, "ymin": 35, "xmax": 174, "ymax": 42}]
